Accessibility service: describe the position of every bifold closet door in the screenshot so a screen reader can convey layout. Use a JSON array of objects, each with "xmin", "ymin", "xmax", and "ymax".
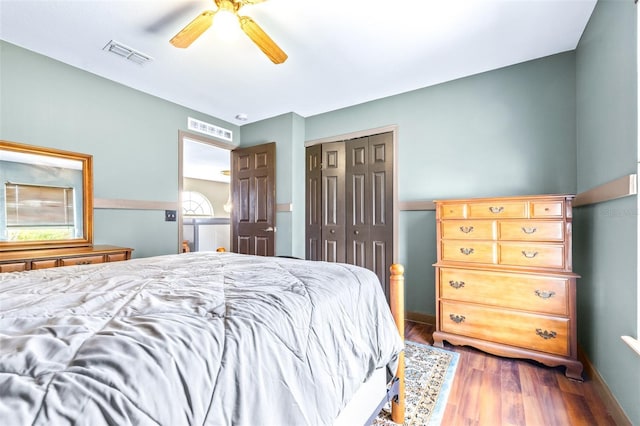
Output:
[
  {"xmin": 320, "ymin": 141, "xmax": 346, "ymax": 263},
  {"xmin": 305, "ymin": 144, "xmax": 322, "ymax": 261},
  {"xmin": 305, "ymin": 132, "xmax": 393, "ymax": 296},
  {"xmin": 346, "ymin": 133, "xmax": 393, "ymax": 296}
]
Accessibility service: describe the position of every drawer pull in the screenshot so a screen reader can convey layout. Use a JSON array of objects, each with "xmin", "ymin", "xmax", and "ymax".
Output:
[
  {"xmin": 449, "ymin": 314, "xmax": 466, "ymax": 324},
  {"xmin": 449, "ymin": 280, "xmax": 465, "ymax": 289},
  {"xmin": 76, "ymin": 261, "xmax": 92, "ymax": 265},
  {"xmin": 489, "ymin": 206, "xmax": 504, "ymax": 214},
  {"xmin": 521, "ymin": 250, "xmax": 538, "ymax": 258},
  {"xmin": 536, "ymin": 329, "xmax": 557, "ymax": 340},
  {"xmin": 460, "ymin": 248, "xmax": 474, "ymax": 255},
  {"xmin": 459, "ymin": 226, "xmax": 474, "ymax": 234},
  {"xmin": 521, "ymin": 226, "xmax": 537, "ymax": 234},
  {"xmin": 534, "ymin": 289, "xmax": 556, "ymax": 299}
]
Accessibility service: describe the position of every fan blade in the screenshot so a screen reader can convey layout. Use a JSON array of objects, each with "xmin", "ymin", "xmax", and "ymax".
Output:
[
  {"xmin": 238, "ymin": 15, "xmax": 287, "ymax": 64},
  {"xmin": 170, "ymin": 10, "xmax": 216, "ymax": 48}
]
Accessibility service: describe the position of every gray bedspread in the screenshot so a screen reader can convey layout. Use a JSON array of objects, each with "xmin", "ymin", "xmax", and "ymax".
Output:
[{"xmin": 0, "ymin": 252, "xmax": 402, "ymax": 426}]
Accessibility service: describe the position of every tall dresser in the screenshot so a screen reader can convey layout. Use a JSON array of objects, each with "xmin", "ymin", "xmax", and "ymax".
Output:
[{"xmin": 432, "ymin": 194, "xmax": 583, "ymax": 380}]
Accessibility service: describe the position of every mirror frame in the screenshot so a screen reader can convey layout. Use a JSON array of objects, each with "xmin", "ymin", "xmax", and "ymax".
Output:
[{"xmin": 0, "ymin": 140, "xmax": 93, "ymax": 251}]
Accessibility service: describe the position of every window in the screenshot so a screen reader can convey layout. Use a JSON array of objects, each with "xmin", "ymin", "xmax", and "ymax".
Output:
[
  {"xmin": 182, "ymin": 191, "xmax": 214, "ymax": 217},
  {"xmin": 5, "ymin": 183, "xmax": 75, "ymax": 240}
]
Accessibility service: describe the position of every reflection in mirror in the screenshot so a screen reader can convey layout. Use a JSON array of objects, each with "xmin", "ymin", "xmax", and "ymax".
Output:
[{"xmin": 0, "ymin": 140, "xmax": 93, "ymax": 251}]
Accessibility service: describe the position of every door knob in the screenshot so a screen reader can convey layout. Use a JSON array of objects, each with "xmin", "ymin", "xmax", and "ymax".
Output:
[{"xmin": 264, "ymin": 226, "xmax": 276, "ymax": 232}]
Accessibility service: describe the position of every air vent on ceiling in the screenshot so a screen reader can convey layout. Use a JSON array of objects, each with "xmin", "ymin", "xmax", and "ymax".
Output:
[
  {"xmin": 103, "ymin": 40, "xmax": 152, "ymax": 65},
  {"xmin": 188, "ymin": 117, "xmax": 233, "ymax": 142}
]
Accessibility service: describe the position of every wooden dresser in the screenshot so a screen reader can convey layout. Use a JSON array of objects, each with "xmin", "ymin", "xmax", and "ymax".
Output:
[
  {"xmin": 0, "ymin": 245, "xmax": 133, "ymax": 273},
  {"xmin": 432, "ymin": 194, "xmax": 583, "ymax": 380}
]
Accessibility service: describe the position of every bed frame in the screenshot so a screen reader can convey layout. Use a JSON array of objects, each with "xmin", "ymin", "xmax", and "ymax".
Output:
[{"xmin": 389, "ymin": 263, "xmax": 405, "ymax": 423}]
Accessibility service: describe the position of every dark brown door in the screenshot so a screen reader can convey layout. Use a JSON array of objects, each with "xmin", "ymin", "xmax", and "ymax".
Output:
[
  {"xmin": 306, "ymin": 132, "xmax": 394, "ymax": 297},
  {"xmin": 346, "ymin": 133, "xmax": 393, "ymax": 296},
  {"xmin": 231, "ymin": 142, "xmax": 276, "ymax": 256},
  {"xmin": 305, "ymin": 144, "xmax": 322, "ymax": 260},
  {"xmin": 321, "ymin": 141, "xmax": 346, "ymax": 263}
]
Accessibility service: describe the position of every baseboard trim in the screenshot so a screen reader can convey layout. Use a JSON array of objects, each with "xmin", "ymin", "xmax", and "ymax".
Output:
[
  {"xmin": 406, "ymin": 311, "xmax": 436, "ymax": 325},
  {"xmin": 578, "ymin": 346, "xmax": 632, "ymax": 425}
]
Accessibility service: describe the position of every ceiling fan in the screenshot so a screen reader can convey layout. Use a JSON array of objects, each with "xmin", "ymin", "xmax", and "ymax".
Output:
[{"xmin": 170, "ymin": 0, "xmax": 288, "ymax": 64}]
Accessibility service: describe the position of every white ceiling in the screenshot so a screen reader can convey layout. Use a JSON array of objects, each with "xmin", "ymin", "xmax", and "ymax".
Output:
[
  {"xmin": 0, "ymin": 0, "xmax": 596, "ymax": 127},
  {"xmin": 183, "ymin": 138, "xmax": 231, "ymax": 182}
]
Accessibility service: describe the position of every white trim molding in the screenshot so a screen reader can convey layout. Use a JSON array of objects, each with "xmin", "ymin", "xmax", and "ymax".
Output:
[
  {"xmin": 94, "ymin": 198, "xmax": 178, "ymax": 210},
  {"xmin": 621, "ymin": 336, "xmax": 640, "ymax": 357},
  {"xmin": 573, "ymin": 174, "xmax": 637, "ymax": 207},
  {"xmin": 276, "ymin": 203, "xmax": 293, "ymax": 212}
]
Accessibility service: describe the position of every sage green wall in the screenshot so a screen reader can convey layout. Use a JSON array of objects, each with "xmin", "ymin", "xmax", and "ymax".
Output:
[
  {"xmin": 304, "ymin": 52, "xmax": 578, "ymax": 315},
  {"xmin": 239, "ymin": 112, "xmax": 305, "ymax": 257},
  {"xmin": 0, "ymin": 41, "xmax": 239, "ymax": 258},
  {"xmin": 575, "ymin": 1, "xmax": 638, "ymax": 423}
]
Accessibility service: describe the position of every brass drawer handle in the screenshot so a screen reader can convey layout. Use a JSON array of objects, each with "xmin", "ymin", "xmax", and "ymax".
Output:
[
  {"xmin": 489, "ymin": 206, "xmax": 504, "ymax": 214},
  {"xmin": 521, "ymin": 226, "xmax": 537, "ymax": 234},
  {"xmin": 536, "ymin": 329, "xmax": 557, "ymax": 340},
  {"xmin": 459, "ymin": 226, "xmax": 474, "ymax": 234},
  {"xmin": 535, "ymin": 289, "xmax": 556, "ymax": 299},
  {"xmin": 521, "ymin": 250, "xmax": 538, "ymax": 258},
  {"xmin": 449, "ymin": 280, "xmax": 465, "ymax": 289},
  {"xmin": 449, "ymin": 314, "xmax": 465, "ymax": 324},
  {"xmin": 460, "ymin": 248, "xmax": 474, "ymax": 255},
  {"xmin": 76, "ymin": 260, "xmax": 92, "ymax": 265}
]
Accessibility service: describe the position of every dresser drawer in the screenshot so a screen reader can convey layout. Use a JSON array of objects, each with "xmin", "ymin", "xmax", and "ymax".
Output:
[
  {"xmin": 498, "ymin": 221, "xmax": 564, "ymax": 242},
  {"xmin": 60, "ymin": 255, "xmax": 105, "ymax": 266},
  {"xmin": 531, "ymin": 200, "xmax": 565, "ymax": 218},
  {"xmin": 441, "ymin": 241, "xmax": 495, "ymax": 264},
  {"xmin": 441, "ymin": 220, "xmax": 494, "ymax": 240},
  {"xmin": 440, "ymin": 301, "xmax": 570, "ymax": 356},
  {"xmin": 0, "ymin": 262, "xmax": 28, "ymax": 273},
  {"xmin": 439, "ymin": 203, "xmax": 467, "ymax": 219},
  {"xmin": 468, "ymin": 201, "xmax": 528, "ymax": 219},
  {"xmin": 32, "ymin": 259, "xmax": 59, "ymax": 270},
  {"xmin": 498, "ymin": 243, "xmax": 566, "ymax": 269},
  {"xmin": 107, "ymin": 252, "xmax": 129, "ymax": 262},
  {"xmin": 439, "ymin": 268, "xmax": 569, "ymax": 315}
]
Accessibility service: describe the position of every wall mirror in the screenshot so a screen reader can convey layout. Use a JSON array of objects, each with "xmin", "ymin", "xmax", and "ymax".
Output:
[{"xmin": 0, "ymin": 140, "xmax": 93, "ymax": 251}]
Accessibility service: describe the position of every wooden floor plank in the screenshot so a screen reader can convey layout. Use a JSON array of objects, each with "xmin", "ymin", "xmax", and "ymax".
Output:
[{"xmin": 404, "ymin": 320, "xmax": 616, "ymax": 426}]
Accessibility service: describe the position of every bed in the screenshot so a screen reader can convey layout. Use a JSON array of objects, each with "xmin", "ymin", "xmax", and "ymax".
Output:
[{"xmin": 0, "ymin": 251, "xmax": 405, "ymax": 425}]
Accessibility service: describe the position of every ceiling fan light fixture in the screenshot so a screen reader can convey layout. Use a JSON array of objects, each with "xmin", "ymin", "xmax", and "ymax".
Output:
[
  {"xmin": 169, "ymin": 0, "xmax": 287, "ymax": 64},
  {"xmin": 214, "ymin": 8, "xmax": 240, "ymax": 37}
]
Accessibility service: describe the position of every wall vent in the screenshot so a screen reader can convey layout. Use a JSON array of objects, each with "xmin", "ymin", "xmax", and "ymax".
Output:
[
  {"xmin": 187, "ymin": 117, "xmax": 233, "ymax": 142},
  {"xmin": 103, "ymin": 40, "xmax": 152, "ymax": 65}
]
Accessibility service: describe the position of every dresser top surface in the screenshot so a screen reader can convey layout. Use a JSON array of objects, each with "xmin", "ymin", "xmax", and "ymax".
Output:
[{"xmin": 433, "ymin": 194, "xmax": 575, "ymax": 204}]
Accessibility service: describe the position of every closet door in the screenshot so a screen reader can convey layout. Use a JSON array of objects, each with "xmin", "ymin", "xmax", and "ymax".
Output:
[
  {"xmin": 346, "ymin": 133, "xmax": 393, "ymax": 295},
  {"xmin": 346, "ymin": 136, "xmax": 371, "ymax": 269},
  {"xmin": 305, "ymin": 144, "xmax": 322, "ymax": 260},
  {"xmin": 368, "ymin": 133, "xmax": 394, "ymax": 296},
  {"xmin": 321, "ymin": 142, "xmax": 346, "ymax": 263}
]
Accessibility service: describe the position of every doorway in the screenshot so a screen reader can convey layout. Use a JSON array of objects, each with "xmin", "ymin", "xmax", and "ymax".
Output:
[{"xmin": 178, "ymin": 131, "xmax": 234, "ymax": 253}]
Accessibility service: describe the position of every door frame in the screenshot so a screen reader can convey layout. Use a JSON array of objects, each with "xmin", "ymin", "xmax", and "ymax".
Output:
[
  {"xmin": 177, "ymin": 130, "xmax": 235, "ymax": 253},
  {"xmin": 304, "ymin": 125, "xmax": 399, "ymax": 262}
]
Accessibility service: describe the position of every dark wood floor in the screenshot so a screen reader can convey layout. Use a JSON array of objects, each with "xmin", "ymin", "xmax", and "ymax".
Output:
[{"xmin": 405, "ymin": 320, "xmax": 618, "ymax": 426}]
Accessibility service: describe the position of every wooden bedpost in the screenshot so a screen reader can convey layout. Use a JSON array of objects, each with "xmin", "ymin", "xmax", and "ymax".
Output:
[{"xmin": 389, "ymin": 264, "xmax": 405, "ymax": 424}]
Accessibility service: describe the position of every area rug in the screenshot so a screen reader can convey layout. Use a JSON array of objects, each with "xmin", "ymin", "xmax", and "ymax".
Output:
[{"xmin": 374, "ymin": 341, "xmax": 459, "ymax": 426}]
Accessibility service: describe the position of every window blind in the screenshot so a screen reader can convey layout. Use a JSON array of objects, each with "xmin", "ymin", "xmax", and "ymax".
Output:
[{"xmin": 5, "ymin": 183, "xmax": 75, "ymax": 227}]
